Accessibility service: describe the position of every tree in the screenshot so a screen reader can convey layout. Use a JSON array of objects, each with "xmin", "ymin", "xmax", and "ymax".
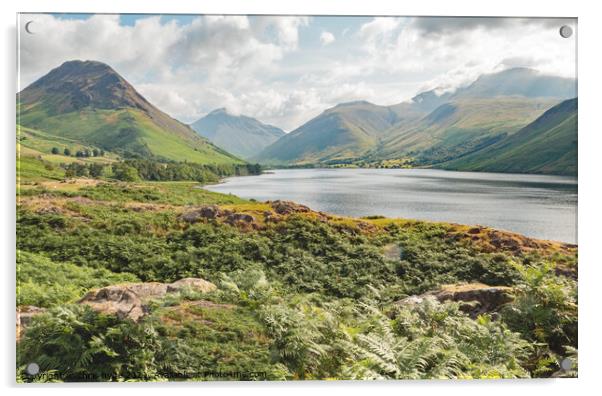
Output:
[
  {"xmin": 89, "ymin": 163, "xmax": 105, "ymax": 178},
  {"xmin": 63, "ymin": 148, "xmax": 71, "ymax": 156},
  {"xmin": 99, "ymin": 149, "xmax": 105, "ymax": 157},
  {"xmin": 51, "ymin": 147, "xmax": 60, "ymax": 155},
  {"xmin": 75, "ymin": 151, "xmax": 84, "ymax": 158},
  {"xmin": 92, "ymin": 149, "xmax": 99, "ymax": 157},
  {"xmin": 112, "ymin": 163, "xmax": 140, "ymax": 182}
]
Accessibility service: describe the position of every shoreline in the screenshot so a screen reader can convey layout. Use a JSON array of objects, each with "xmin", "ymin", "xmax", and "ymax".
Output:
[{"xmin": 202, "ymin": 168, "xmax": 578, "ymax": 246}]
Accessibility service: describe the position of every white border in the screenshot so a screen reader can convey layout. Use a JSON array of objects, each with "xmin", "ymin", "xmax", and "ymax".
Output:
[{"xmin": 2, "ymin": 1, "xmax": 601, "ymax": 395}]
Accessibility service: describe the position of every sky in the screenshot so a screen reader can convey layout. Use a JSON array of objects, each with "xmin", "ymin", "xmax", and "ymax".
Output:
[{"xmin": 18, "ymin": 14, "xmax": 576, "ymax": 131}]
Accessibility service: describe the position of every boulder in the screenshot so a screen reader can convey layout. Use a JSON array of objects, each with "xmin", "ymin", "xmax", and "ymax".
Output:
[
  {"xmin": 167, "ymin": 278, "xmax": 217, "ymax": 294},
  {"xmin": 225, "ymin": 212, "xmax": 255, "ymax": 225},
  {"xmin": 180, "ymin": 205, "xmax": 221, "ymax": 223},
  {"xmin": 78, "ymin": 283, "xmax": 162, "ymax": 321},
  {"xmin": 434, "ymin": 283, "xmax": 514, "ymax": 316},
  {"xmin": 269, "ymin": 200, "xmax": 311, "ymax": 215},
  {"xmin": 263, "ymin": 211, "xmax": 282, "ymax": 223},
  {"xmin": 396, "ymin": 283, "xmax": 514, "ymax": 318},
  {"xmin": 78, "ymin": 278, "xmax": 216, "ymax": 321}
]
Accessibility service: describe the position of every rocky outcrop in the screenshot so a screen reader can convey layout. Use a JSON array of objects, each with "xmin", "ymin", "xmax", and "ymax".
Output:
[
  {"xmin": 78, "ymin": 278, "xmax": 216, "ymax": 321},
  {"xmin": 167, "ymin": 278, "xmax": 217, "ymax": 294},
  {"xmin": 180, "ymin": 205, "xmax": 221, "ymax": 223},
  {"xmin": 180, "ymin": 205, "xmax": 258, "ymax": 229},
  {"xmin": 225, "ymin": 212, "xmax": 255, "ymax": 225},
  {"xmin": 269, "ymin": 200, "xmax": 311, "ymax": 215},
  {"xmin": 396, "ymin": 283, "xmax": 514, "ymax": 318}
]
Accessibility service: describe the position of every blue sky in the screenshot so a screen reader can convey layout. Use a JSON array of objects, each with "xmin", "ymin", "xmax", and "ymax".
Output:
[{"xmin": 20, "ymin": 14, "xmax": 576, "ymax": 130}]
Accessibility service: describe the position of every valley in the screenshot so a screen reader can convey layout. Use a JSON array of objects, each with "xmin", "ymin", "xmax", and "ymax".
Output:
[{"xmin": 16, "ymin": 59, "xmax": 578, "ymax": 381}]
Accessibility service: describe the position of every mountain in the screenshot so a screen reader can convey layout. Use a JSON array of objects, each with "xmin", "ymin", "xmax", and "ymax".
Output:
[
  {"xmin": 409, "ymin": 67, "xmax": 576, "ymax": 112},
  {"xmin": 370, "ymin": 97, "xmax": 559, "ymax": 165},
  {"xmin": 257, "ymin": 68, "xmax": 575, "ymax": 167},
  {"xmin": 18, "ymin": 60, "xmax": 241, "ymax": 164},
  {"xmin": 191, "ymin": 108, "xmax": 284, "ymax": 159},
  {"xmin": 439, "ymin": 98, "xmax": 577, "ymax": 175},
  {"xmin": 254, "ymin": 100, "xmax": 424, "ymax": 164},
  {"xmin": 454, "ymin": 67, "xmax": 576, "ymax": 99}
]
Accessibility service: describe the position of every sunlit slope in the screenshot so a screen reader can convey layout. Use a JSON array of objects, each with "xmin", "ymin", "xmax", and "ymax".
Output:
[
  {"xmin": 255, "ymin": 101, "xmax": 423, "ymax": 164},
  {"xmin": 440, "ymin": 98, "xmax": 577, "ymax": 175},
  {"xmin": 371, "ymin": 97, "xmax": 559, "ymax": 165},
  {"xmin": 18, "ymin": 60, "xmax": 242, "ymax": 164}
]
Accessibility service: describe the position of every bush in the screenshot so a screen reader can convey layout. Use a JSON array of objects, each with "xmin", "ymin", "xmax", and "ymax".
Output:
[{"xmin": 17, "ymin": 250, "xmax": 139, "ymax": 307}]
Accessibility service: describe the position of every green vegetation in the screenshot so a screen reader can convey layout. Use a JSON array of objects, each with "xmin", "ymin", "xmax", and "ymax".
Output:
[
  {"xmin": 17, "ymin": 156, "xmax": 66, "ymax": 181},
  {"xmin": 255, "ymin": 101, "xmax": 423, "ymax": 164},
  {"xmin": 255, "ymin": 69, "xmax": 576, "ymax": 176},
  {"xmin": 18, "ymin": 60, "xmax": 242, "ymax": 165},
  {"xmin": 16, "ymin": 157, "xmax": 578, "ymax": 381},
  {"xmin": 15, "ymin": 62, "xmax": 578, "ymax": 382},
  {"xmin": 17, "ymin": 251, "xmax": 138, "ymax": 307},
  {"xmin": 19, "ymin": 108, "xmax": 241, "ymax": 165},
  {"xmin": 369, "ymin": 97, "xmax": 559, "ymax": 165},
  {"xmin": 441, "ymin": 98, "xmax": 577, "ymax": 176}
]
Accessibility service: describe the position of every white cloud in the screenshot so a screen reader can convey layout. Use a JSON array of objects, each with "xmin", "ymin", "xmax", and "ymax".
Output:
[
  {"xmin": 320, "ymin": 31, "xmax": 335, "ymax": 46},
  {"xmin": 18, "ymin": 14, "xmax": 576, "ymax": 132}
]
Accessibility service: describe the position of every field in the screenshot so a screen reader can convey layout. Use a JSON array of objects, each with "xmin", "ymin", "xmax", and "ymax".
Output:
[{"xmin": 16, "ymin": 156, "xmax": 578, "ymax": 381}]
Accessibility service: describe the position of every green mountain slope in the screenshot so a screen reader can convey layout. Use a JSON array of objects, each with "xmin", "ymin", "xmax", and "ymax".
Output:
[
  {"xmin": 255, "ymin": 68, "xmax": 574, "ymax": 167},
  {"xmin": 191, "ymin": 108, "xmax": 285, "ymax": 159},
  {"xmin": 255, "ymin": 101, "xmax": 424, "ymax": 164},
  {"xmin": 371, "ymin": 97, "xmax": 559, "ymax": 165},
  {"xmin": 439, "ymin": 98, "xmax": 577, "ymax": 175},
  {"xmin": 18, "ymin": 60, "xmax": 242, "ymax": 164}
]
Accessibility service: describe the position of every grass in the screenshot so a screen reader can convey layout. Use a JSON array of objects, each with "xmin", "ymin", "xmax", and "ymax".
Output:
[
  {"xmin": 441, "ymin": 99, "xmax": 577, "ymax": 175},
  {"xmin": 15, "ymin": 156, "xmax": 578, "ymax": 381},
  {"xmin": 17, "ymin": 125, "xmax": 116, "ymax": 163},
  {"xmin": 18, "ymin": 106, "xmax": 241, "ymax": 165},
  {"xmin": 17, "ymin": 155, "xmax": 65, "ymax": 182},
  {"xmin": 17, "ymin": 250, "xmax": 139, "ymax": 307}
]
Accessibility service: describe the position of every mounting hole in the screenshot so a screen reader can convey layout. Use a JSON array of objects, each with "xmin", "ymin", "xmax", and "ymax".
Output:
[
  {"xmin": 25, "ymin": 362, "xmax": 40, "ymax": 376},
  {"xmin": 560, "ymin": 357, "xmax": 573, "ymax": 371},
  {"xmin": 559, "ymin": 25, "xmax": 573, "ymax": 38}
]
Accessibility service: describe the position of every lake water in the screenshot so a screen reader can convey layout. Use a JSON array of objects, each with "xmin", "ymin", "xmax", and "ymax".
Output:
[{"xmin": 205, "ymin": 168, "xmax": 578, "ymax": 243}]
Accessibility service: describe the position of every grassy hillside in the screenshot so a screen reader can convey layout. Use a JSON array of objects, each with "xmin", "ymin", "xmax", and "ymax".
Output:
[
  {"xmin": 255, "ymin": 68, "xmax": 574, "ymax": 170},
  {"xmin": 16, "ymin": 158, "xmax": 578, "ymax": 381},
  {"xmin": 18, "ymin": 60, "xmax": 242, "ymax": 165},
  {"xmin": 370, "ymin": 97, "xmax": 559, "ymax": 165},
  {"xmin": 255, "ymin": 101, "xmax": 422, "ymax": 164},
  {"xmin": 192, "ymin": 109, "xmax": 285, "ymax": 159},
  {"xmin": 440, "ymin": 98, "xmax": 577, "ymax": 175}
]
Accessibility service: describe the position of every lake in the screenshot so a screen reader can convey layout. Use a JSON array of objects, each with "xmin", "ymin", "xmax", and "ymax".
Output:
[{"xmin": 205, "ymin": 168, "xmax": 578, "ymax": 243}]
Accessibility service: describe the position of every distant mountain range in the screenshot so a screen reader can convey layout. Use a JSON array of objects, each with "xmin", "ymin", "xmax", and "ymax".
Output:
[
  {"xmin": 17, "ymin": 61, "xmax": 577, "ymax": 176},
  {"xmin": 191, "ymin": 108, "xmax": 284, "ymax": 159},
  {"xmin": 18, "ymin": 60, "xmax": 241, "ymax": 164},
  {"xmin": 253, "ymin": 101, "xmax": 424, "ymax": 164},
  {"xmin": 255, "ymin": 67, "xmax": 577, "ymax": 175},
  {"xmin": 369, "ymin": 97, "xmax": 558, "ymax": 165}
]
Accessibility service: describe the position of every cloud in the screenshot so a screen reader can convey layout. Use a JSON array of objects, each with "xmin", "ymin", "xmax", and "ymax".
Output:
[
  {"xmin": 410, "ymin": 16, "xmax": 576, "ymax": 38},
  {"xmin": 358, "ymin": 17, "xmax": 402, "ymax": 51},
  {"xmin": 18, "ymin": 14, "xmax": 576, "ymax": 132},
  {"xmin": 320, "ymin": 31, "xmax": 335, "ymax": 46}
]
